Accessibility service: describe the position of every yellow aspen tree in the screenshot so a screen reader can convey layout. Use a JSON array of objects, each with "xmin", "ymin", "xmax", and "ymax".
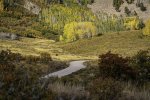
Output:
[
  {"xmin": 143, "ymin": 19, "xmax": 150, "ymax": 36},
  {"xmin": 0, "ymin": 0, "xmax": 4, "ymax": 12}
]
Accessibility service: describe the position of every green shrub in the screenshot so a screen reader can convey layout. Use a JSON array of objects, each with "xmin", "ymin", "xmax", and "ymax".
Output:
[
  {"xmin": 124, "ymin": 7, "xmax": 131, "ymax": 16},
  {"xmin": 140, "ymin": 3, "xmax": 147, "ymax": 11},
  {"xmin": 113, "ymin": 0, "xmax": 124, "ymax": 12},
  {"xmin": 31, "ymin": 22, "xmax": 59, "ymax": 39},
  {"xmin": 143, "ymin": 19, "xmax": 150, "ymax": 36},
  {"xmin": 0, "ymin": 27, "xmax": 9, "ymax": 32},
  {"xmin": 126, "ymin": 0, "xmax": 134, "ymax": 4},
  {"xmin": 21, "ymin": 28, "xmax": 42, "ymax": 38},
  {"xmin": 139, "ymin": 3, "xmax": 147, "ymax": 11},
  {"xmin": 60, "ymin": 22, "xmax": 97, "ymax": 42},
  {"xmin": 79, "ymin": 0, "xmax": 94, "ymax": 5}
]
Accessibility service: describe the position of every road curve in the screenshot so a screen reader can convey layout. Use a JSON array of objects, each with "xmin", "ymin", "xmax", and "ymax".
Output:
[{"xmin": 43, "ymin": 60, "xmax": 87, "ymax": 78}]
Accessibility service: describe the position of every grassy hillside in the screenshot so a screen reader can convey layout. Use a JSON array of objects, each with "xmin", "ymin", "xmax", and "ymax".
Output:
[
  {"xmin": 1, "ymin": 30, "xmax": 149, "ymax": 61},
  {"xmin": 60, "ymin": 30, "xmax": 150, "ymax": 57},
  {"xmin": 0, "ymin": 37, "xmax": 93, "ymax": 61}
]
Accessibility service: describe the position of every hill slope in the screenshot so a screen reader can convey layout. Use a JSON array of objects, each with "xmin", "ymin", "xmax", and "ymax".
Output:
[
  {"xmin": 60, "ymin": 31, "xmax": 150, "ymax": 57},
  {"xmin": 88, "ymin": 0, "xmax": 150, "ymax": 21}
]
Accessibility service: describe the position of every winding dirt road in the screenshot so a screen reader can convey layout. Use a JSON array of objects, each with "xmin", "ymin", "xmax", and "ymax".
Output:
[{"xmin": 43, "ymin": 60, "xmax": 87, "ymax": 78}]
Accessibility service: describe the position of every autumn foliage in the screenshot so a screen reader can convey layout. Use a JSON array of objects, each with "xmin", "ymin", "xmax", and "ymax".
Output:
[
  {"xmin": 143, "ymin": 19, "xmax": 150, "ymax": 36},
  {"xmin": 0, "ymin": 0, "xmax": 3, "ymax": 12},
  {"xmin": 124, "ymin": 16, "xmax": 141, "ymax": 30},
  {"xmin": 60, "ymin": 22, "xmax": 97, "ymax": 42}
]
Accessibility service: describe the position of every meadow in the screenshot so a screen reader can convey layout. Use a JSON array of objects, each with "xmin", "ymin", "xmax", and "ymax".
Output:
[
  {"xmin": 0, "ymin": 30, "xmax": 149, "ymax": 61},
  {"xmin": 0, "ymin": 37, "xmax": 94, "ymax": 61},
  {"xmin": 60, "ymin": 30, "xmax": 150, "ymax": 57}
]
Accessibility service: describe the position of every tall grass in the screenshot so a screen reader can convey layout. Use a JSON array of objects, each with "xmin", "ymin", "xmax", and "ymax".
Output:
[
  {"xmin": 48, "ymin": 82, "xmax": 89, "ymax": 99},
  {"xmin": 122, "ymin": 82, "xmax": 150, "ymax": 100}
]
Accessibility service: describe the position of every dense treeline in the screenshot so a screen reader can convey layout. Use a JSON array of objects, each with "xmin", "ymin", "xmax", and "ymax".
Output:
[
  {"xmin": 40, "ymin": 3, "xmax": 144, "ymax": 42},
  {"xmin": 40, "ymin": 4, "xmax": 96, "ymax": 35}
]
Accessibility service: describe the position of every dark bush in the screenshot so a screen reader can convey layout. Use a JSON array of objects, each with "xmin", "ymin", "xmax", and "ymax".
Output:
[
  {"xmin": 113, "ymin": 0, "xmax": 124, "ymax": 12},
  {"xmin": 40, "ymin": 52, "xmax": 52, "ymax": 63},
  {"xmin": 136, "ymin": 2, "xmax": 147, "ymax": 11},
  {"xmin": 99, "ymin": 51, "xmax": 137, "ymax": 80},
  {"xmin": 124, "ymin": 7, "xmax": 131, "ymax": 16},
  {"xmin": 126, "ymin": 0, "xmax": 134, "ymax": 4},
  {"xmin": 138, "ymin": 20, "xmax": 145, "ymax": 29},
  {"xmin": 0, "ymin": 63, "xmax": 55, "ymax": 99},
  {"xmin": 0, "ymin": 50, "xmax": 56, "ymax": 99},
  {"xmin": 132, "ymin": 50, "xmax": 150, "ymax": 83},
  {"xmin": 0, "ymin": 50, "xmax": 23, "ymax": 63},
  {"xmin": 140, "ymin": 3, "xmax": 147, "ymax": 11},
  {"xmin": 25, "ymin": 52, "xmax": 52, "ymax": 64},
  {"xmin": 25, "ymin": 55, "xmax": 40, "ymax": 64},
  {"xmin": 22, "ymin": 28, "xmax": 42, "ymax": 38}
]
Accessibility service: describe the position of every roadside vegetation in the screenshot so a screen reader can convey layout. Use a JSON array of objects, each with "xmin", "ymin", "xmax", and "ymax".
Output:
[
  {"xmin": 1, "ymin": 49, "xmax": 149, "ymax": 100},
  {"xmin": 0, "ymin": 50, "xmax": 69, "ymax": 99},
  {"xmin": 59, "ymin": 50, "xmax": 150, "ymax": 100}
]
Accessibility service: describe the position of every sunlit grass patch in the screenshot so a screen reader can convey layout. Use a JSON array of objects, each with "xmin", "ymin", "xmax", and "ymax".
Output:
[
  {"xmin": 60, "ymin": 30, "xmax": 150, "ymax": 57},
  {"xmin": 0, "ymin": 37, "xmax": 94, "ymax": 61}
]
